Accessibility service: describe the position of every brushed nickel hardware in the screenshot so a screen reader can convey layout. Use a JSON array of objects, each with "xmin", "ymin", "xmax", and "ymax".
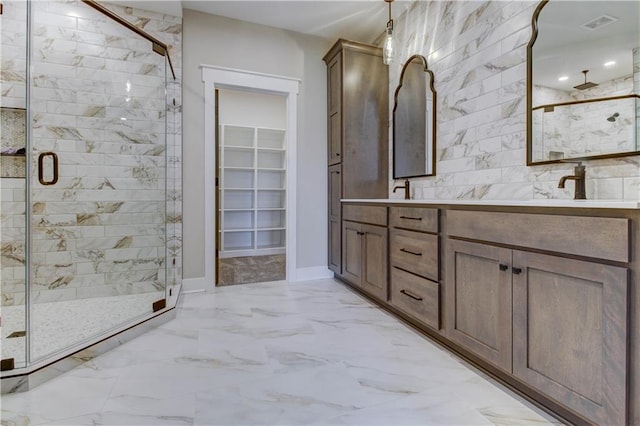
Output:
[
  {"xmin": 399, "ymin": 215, "xmax": 422, "ymax": 221},
  {"xmin": 400, "ymin": 248, "xmax": 422, "ymax": 256},
  {"xmin": 400, "ymin": 289, "xmax": 423, "ymax": 301},
  {"xmin": 512, "ymin": 267, "xmax": 523, "ymax": 275},
  {"xmin": 393, "ymin": 178, "xmax": 410, "ymax": 199},
  {"xmin": 499, "ymin": 264, "xmax": 509, "ymax": 271},
  {"xmin": 38, "ymin": 152, "xmax": 58, "ymax": 185},
  {"xmin": 558, "ymin": 161, "xmax": 586, "ymax": 199}
]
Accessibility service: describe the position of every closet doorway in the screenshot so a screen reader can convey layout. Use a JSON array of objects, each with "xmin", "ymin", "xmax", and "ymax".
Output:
[{"xmin": 216, "ymin": 88, "xmax": 287, "ymax": 285}]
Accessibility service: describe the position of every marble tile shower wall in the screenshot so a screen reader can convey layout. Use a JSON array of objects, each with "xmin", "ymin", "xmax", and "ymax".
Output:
[
  {"xmin": 388, "ymin": 1, "xmax": 640, "ymax": 201},
  {"xmin": 0, "ymin": 0, "xmax": 183, "ymax": 306},
  {"xmin": 532, "ymin": 76, "xmax": 635, "ymax": 160},
  {"xmin": 1, "ymin": 0, "xmax": 28, "ymax": 306}
]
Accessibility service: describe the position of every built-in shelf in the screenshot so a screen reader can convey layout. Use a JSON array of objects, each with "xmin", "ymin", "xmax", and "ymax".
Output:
[{"xmin": 219, "ymin": 124, "xmax": 286, "ymax": 257}]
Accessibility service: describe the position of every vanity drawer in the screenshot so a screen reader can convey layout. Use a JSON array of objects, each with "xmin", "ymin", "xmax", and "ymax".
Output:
[
  {"xmin": 390, "ymin": 207, "xmax": 438, "ymax": 233},
  {"xmin": 343, "ymin": 204, "xmax": 387, "ymax": 226},
  {"xmin": 390, "ymin": 228, "xmax": 439, "ymax": 281},
  {"xmin": 390, "ymin": 267, "xmax": 439, "ymax": 330}
]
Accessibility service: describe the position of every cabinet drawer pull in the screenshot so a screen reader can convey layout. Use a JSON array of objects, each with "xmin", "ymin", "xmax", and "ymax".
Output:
[
  {"xmin": 512, "ymin": 267, "xmax": 523, "ymax": 275},
  {"xmin": 499, "ymin": 264, "xmax": 509, "ymax": 271},
  {"xmin": 400, "ymin": 289, "xmax": 423, "ymax": 301},
  {"xmin": 399, "ymin": 215, "xmax": 422, "ymax": 221},
  {"xmin": 400, "ymin": 248, "xmax": 422, "ymax": 256},
  {"xmin": 356, "ymin": 231, "xmax": 364, "ymax": 235}
]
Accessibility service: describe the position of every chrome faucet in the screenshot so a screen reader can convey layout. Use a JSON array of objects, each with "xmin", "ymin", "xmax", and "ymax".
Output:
[
  {"xmin": 393, "ymin": 179, "xmax": 410, "ymax": 200},
  {"xmin": 558, "ymin": 162, "xmax": 586, "ymax": 200}
]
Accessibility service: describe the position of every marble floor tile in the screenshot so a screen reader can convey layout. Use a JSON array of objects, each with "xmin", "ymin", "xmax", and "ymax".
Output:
[{"xmin": 0, "ymin": 278, "xmax": 562, "ymax": 425}]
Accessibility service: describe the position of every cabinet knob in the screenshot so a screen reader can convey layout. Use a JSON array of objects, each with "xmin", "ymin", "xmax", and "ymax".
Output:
[
  {"xmin": 499, "ymin": 264, "xmax": 508, "ymax": 271},
  {"xmin": 512, "ymin": 267, "xmax": 523, "ymax": 275}
]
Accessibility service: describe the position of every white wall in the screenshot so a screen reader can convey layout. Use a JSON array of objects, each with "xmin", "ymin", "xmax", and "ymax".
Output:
[{"xmin": 182, "ymin": 9, "xmax": 331, "ymax": 279}]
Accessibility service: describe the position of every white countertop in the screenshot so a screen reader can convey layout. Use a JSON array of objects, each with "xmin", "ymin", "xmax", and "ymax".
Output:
[{"xmin": 342, "ymin": 198, "xmax": 640, "ymax": 209}]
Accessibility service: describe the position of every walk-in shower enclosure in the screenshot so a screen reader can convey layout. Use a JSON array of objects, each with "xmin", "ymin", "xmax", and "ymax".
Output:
[{"xmin": 1, "ymin": 0, "xmax": 181, "ymax": 383}]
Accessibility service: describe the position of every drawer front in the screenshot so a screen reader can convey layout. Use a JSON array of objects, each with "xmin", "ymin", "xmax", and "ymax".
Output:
[
  {"xmin": 390, "ymin": 267, "xmax": 439, "ymax": 330},
  {"xmin": 343, "ymin": 204, "xmax": 387, "ymax": 226},
  {"xmin": 390, "ymin": 228, "xmax": 439, "ymax": 281},
  {"xmin": 390, "ymin": 207, "xmax": 438, "ymax": 233},
  {"xmin": 447, "ymin": 210, "xmax": 629, "ymax": 263}
]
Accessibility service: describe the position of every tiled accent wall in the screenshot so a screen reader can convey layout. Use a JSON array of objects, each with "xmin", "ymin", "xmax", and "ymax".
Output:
[
  {"xmin": 0, "ymin": 0, "xmax": 182, "ymax": 306},
  {"xmin": 388, "ymin": 1, "xmax": 640, "ymax": 201},
  {"xmin": 1, "ymin": 0, "xmax": 28, "ymax": 306}
]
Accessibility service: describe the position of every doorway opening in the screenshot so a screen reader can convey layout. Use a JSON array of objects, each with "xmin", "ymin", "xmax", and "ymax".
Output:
[
  {"xmin": 200, "ymin": 65, "xmax": 299, "ymax": 290},
  {"xmin": 216, "ymin": 88, "xmax": 287, "ymax": 285}
]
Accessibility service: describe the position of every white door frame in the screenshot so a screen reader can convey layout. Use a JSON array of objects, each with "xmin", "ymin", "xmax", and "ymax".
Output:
[{"xmin": 201, "ymin": 65, "xmax": 299, "ymax": 287}]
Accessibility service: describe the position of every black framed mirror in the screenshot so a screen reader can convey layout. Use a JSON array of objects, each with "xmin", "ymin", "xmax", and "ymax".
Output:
[
  {"xmin": 526, "ymin": 0, "xmax": 640, "ymax": 165},
  {"xmin": 393, "ymin": 54, "xmax": 436, "ymax": 178}
]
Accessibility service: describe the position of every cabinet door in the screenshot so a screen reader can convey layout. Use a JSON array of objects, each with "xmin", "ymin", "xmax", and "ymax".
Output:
[
  {"xmin": 342, "ymin": 49, "xmax": 388, "ymax": 199},
  {"xmin": 445, "ymin": 239, "xmax": 512, "ymax": 372},
  {"xmin": 327, "ymin": 55, "xmax": 342, "ymax": 165},
  {"xmin": 328, "ymin": 165, "xmax": 342, "ymax": 273},
  {"xmin": 361, "ymin": 224, "xmax": 388, "ymax": 301},
  {"xmin": 342, "ymin": 221, "xmax": 362, "ymax": 286},
  {"xmin": 512, "ymin": 251, "xmax": 628, "ymax": 425}
]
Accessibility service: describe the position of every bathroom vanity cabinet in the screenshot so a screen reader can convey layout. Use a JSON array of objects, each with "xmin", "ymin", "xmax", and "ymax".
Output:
[
  {"xmin": 323, "ymin": 39, "xmax": 388, "ymax": 276},
  {"xmin": 388, "ymin": 207, "xmax": 440, "ymax": 330},
  {"xmin": 446, "ymin": 209, "xmax": 629, "ymax": 426},
  {"xmin": 336, "ymin": 201, "xmax": 636, "ymax": 425},
  {"xmin": 341, "ymin": 205, "xmax": 388, "ymax": 301}
]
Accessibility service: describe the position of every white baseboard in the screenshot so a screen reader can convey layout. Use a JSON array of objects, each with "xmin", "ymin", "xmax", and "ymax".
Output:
[
  {"xmin": 182, "ymin": 276, "xmax": 214, "ymax": 292},
  {"xmin": 292, "ymin": 266, "xmax": 333, "ymax": 282}
]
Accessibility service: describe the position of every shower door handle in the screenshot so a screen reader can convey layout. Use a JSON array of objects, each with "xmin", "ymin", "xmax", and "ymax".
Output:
[{"xmin": 38, "ymin": 152, "xmax": 59, "ymax": 185}]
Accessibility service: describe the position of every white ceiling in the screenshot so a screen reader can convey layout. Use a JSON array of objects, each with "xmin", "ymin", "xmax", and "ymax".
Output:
[{"xmin": 112, "ymin": 0, "xmax": 412, "ymax": 43}]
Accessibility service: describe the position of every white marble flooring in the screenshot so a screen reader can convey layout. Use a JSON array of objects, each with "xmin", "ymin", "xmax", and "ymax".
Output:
[{"xmin": 1, "ymin": 279, "xmax": 563, "ymax": 425}]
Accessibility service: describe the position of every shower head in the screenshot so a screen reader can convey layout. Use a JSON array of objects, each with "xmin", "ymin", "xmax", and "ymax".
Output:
[
  {"xmin": 574, "ymin": 70, "xmax": 598, "ymax": 90},
  {"xmin": 607, "ymin": 112, "xmax": 620, "ymax": 122}
]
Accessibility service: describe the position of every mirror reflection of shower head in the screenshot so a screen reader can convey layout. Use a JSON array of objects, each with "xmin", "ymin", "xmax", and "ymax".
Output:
[
  {"xmin": 607, "ymin": 112, "xmax": 620, "ymax": 122},
  {"xmin": 574, "ymin": 70, "xmax": 598, "ymax": 90}
]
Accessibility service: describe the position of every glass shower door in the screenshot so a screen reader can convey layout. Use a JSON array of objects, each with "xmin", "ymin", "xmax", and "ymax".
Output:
[
  {"xmin": 28, "ymin": 0, "xmax": 168, "ymax": 362},
  {"xmin": 0, "ymin": 0, "xmax": 28, "ymax": 370}
]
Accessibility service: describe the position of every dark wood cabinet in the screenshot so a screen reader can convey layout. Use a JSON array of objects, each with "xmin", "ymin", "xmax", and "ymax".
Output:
[
  {"xmin": 445, "ymin": 209, "xmax": 630, "ymax": 425},
  {"xmin": 324, "ymin": 40, "xmax": 388, "ymax": 278},
  {"xmin": 512, "ymin": 251, "xmax": 628, "ymax": 426},
  {"xmin": 445, "ymin": 239, "xmax": 513, "ymax": 373},
  {"xmin": 342, "ymin": 220, "xmax": 388, "ymax": 301},
  {"xmin": 388, "ymin": 207, "xmax": 441, "ymax": 330},
  {"xmin": 328, "ymin": 164, "xmax": 342, "ymax": 273}
]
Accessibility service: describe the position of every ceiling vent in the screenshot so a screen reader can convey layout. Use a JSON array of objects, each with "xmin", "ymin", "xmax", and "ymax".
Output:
[{"xmin": 580, "ymin": 14, "xmax": 618, "ymax": 30}]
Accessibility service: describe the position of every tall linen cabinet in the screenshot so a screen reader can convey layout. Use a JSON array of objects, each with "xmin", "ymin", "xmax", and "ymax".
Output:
[{"xmin": 323, "ymin": 39, "xmax": 389, "ymax": 275}]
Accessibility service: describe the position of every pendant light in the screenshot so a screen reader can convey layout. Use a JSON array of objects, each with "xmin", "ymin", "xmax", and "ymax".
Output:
[{"xmin": 383, "ymin": 0, "xmax": 395, "ymax": 65}]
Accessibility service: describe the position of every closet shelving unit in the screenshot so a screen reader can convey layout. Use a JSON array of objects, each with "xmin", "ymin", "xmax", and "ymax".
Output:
[{"xmin": 219, "ymin": 125, "xmax": 286, "ymax": 258}]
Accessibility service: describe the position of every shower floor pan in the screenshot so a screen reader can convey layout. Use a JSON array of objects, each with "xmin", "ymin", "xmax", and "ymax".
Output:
[{"xmin": 0, "ymin": 290, "xmax": 178, "ymax": 393}]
